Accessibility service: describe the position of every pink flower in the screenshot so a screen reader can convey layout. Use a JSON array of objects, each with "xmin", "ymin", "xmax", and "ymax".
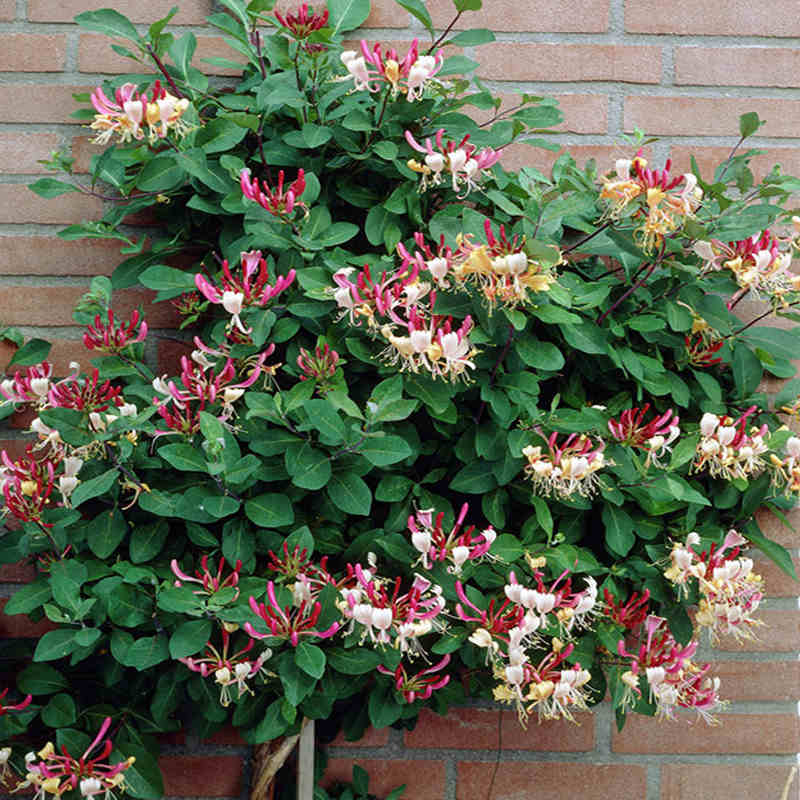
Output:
[
  {"xmin": 83, "ymin": 309, "xmax": 148, "ymax": 354},
  {"xmin": 240, "ymin": 168, "xmax": 306, "ymax": 217},
  {"xmin": 274, "ymin": 3, "xmax": 329, "ymax": 38},
  {"xmin": 377, "ymin": 654, "xmax": 451, "ymax": 702}
]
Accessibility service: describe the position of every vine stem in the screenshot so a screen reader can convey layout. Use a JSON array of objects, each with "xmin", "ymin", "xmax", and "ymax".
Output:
[
  {"xmin": 145, "ymin": 44, "xmax": 185, "ymax": 99},
  {"xmin": 427, "ymin": 10, "xmax": 462, "ymax": 53},
  {"xmin": 562, "ymin": 220, "xmax": 611, "ymax": 255},
  {"xmin": 727, "ymin": 299, "xmax": 800, "ymax": 338},
  {"xmin": 595, "ymin": 243, "xmax": 666, "ymax": 325}
]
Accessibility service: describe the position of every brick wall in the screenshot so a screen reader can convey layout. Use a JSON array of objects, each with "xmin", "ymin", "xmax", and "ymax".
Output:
[{"xmin": 1, "ymin": 1, "xmax": 799, "ymax": 799}]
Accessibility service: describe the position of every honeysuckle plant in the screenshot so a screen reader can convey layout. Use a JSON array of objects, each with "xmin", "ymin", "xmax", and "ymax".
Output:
[{"xmin": 0, "ymin": 0, "xmax": 799, "ymax": 796}]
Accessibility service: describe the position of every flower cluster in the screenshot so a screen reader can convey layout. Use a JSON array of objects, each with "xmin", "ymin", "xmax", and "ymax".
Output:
[
  {"xmin": 407, "ymin": 502, "xmax": 496, "ymax": 574},
  {"xmin": 194, "ymin": 250, "xmax": 296, "ymax": 334},
  {"xmin": 600, "ymin": 153, "xmax": 702, "ymax": 252},
  {"xmin": 692, "ymin": 407, "xmax": 769, "ymax": 480},
  {"xmin": 171, "ymin": 556, "xmax": 242, "ymax": 599},
  {"xmin": 0, "ymin": 362, "xmax": 55, "ymax": 410},
  {"xmin": 405, "ymin": 129, "xmax": 501, "ymax": 196},
  {"xmin": 457, "ymin": 563, "xmax": 597, "ymax": 723},
  {"xmin": 694, "ymin": 230, "xmax": 797, "ymax": 309},
  {"xmin": 274, "ymin": 3, "xmax": 328, "ymax": 38},
  {"xmin": 341, "ymin": 39, "xmax": 442, "ymax": 101},
  {"xmin": 17, "ymin": 718, "xmax": 135, "ymax": 800},
  {"xmin": 339, "ymin": 564, "xmax": 445, "ymax": 654},
  {"xmin": 608, "ymin": 405, "xmax": 680, "ymax": 467},
  {"xmin": 617, "ymin": 616, "xmax": 721, "ymax": 722},
  {"xmin": 0, "ymin": 447, "xmax": 57, "ymax": 528},
  {"xmin": 330, "ymin": 262, "xmax": 477, "ymax": 382},
  {"xmin": 83, "ymin": 310, "xmax": 147, "ymax": 355},
  {"xmin": 523, "ymin": 431, "xmax": 608, "ymax": 498},
  {"xmin": 89, "ymin": 80, "xmax": 191, "ymax": 145},
  {"xmin": 665, "ymin": 530, "xmax": 764, "ymax": 642},
  {"xmin": 297, "ymin": 344, "xmax": 340, "ymax": 392},
  {"xmin": 240, "ymin": 168, "xmax": 307, "ymax": 219},
  {"xmin": 377, "ymin": 655, "xmax": 451, "ymax": 702},
  {"xmin": 179, "ymin": 627, "xmax": 271, "ymax": 706}
]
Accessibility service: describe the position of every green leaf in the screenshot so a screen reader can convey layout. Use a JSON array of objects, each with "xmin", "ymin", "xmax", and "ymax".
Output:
[
  {"xmin": 169, "ymin": 619, "xmax": 213, "ymax": 659},
  {"xmin": 168, "ymin": 32, "xmax": 196, "ymax": 78},
  {"xmin": 128, "ymin": 521, "xmax": 169, "ymax": 563},
  {"xmin": 115, "ymin": 744, "xmax": 164, "ymax": 800},
  {"xmin": 743, "ymin": 518, "xmax": 797, "ymax": 580},
  {"xmin": 395, "ymin": 0, "xmax": 434, "ymax": 34},
  {"xmin": 446, "ymin": 28, "xmax": 495, "ymax": 45},
  {"xmin": 17, "ymin": 664, "xmax": 68, "ymax": 694},
  {"xmin": 515, "ymin": 338, "xmax": 565, "ymax": 371},
  {"xmin": 279, "ymin": 656, "xmax": 317, "ymax": 706},
  {"xmin": 250, "ymin": 699, "xmax": 289, "ymax": 743},
  {"xmin": 39, "ymin": 408, "xmax": 93, "ymax": 447},
  {"xmin": 245, "ymin": 493, "xmax": 295, "ymax": 527},
  {"xmin": 50, "ymin": 559, "xmax": 88, "ymax": 617},
  {"xmin": 69, "ymin": 468, "xmax": 118, "ymax": 508},
  {"xmin": 732, "ymin": 343, "xmax": 762, "ymax": 398},
  {"xmin": 288, "ymin": 444, "xmax": 332, "ymax": 490},
  {"xmin": 34, "ymin": 630, "xmax": 79, "ymax": 662},
  {"xmin": 602, "ymin": 505, "xmax": 635, "ymax": 557},
  {"xmin": 437, "ymin": 54, "xmax": 479, "ymax": 76},
  {"xmin": 328, "ymin": 0, "xmax": 371, "ymax": 34},
  {"xmin": 454, "ymin": 0, "xmax": 482, "ymax": 9},
  {"xmin": 196, "ymin": 117, "xmax": 249, "ymax": 153},
  {"xmin": 368, "ymin": 681, "xmax": 402, "ymax": 728},
  {"xmin": 75, "ymin": 9, "xmax": 140, "ymax": 41},
  {"xmin": 375, "ymin": 474, "xmax": 413, "ymax": 502},
  {"xmin": 326, "ymin": 472, "xmax": 372, "ymax": 515},
  {"xmin": 28, "ymin": 178, "xmax": 80, "ymax": 198},
  {"xmin": 159, "ymin": 443, "xmax": 208, "ymax": 472},
  {"xmin": 327, "ymin": 647, "xmax": 383, "ymax": 674},
  {"xmin": 139, "ymin": 265, "xmax": 197, "ymax": 297},
  {"xmin": 137, "ymin": 155, "xmax": 187, "ymax": 192},
  {"xmin": 41, "ymin": 693, "xmax": 77, "ymax": 727},
  {"xmin": 295, "ymin": 642, "xmax": 326, "ymax": 679},
  {"xmin": 7, "ymin": 337, "xmax": 51, "ymax": 367},
  {"xmin": 125, "ymin": 635, "xmax": 169, "ymax": 670},
  {"xmin": 739, "ymin": 111, "xmax": 763, "ymax": 138},
  {"xmin": 4, "ymin": 580, "xmax": 52, "ymax": 615},
  {"xmin": 359, "ymin": 436, "xmax": 413, "ymax": 467},
  {"xmin": 305, "ymin": 399, "xmax": 346, "ymax": 444},
  {"xmin": 87, "ymin": 508, "xmax": 128, "ymax": 559},
  {"xmin": 449, "ymin": 462, "xmax": 497, "ymax": 494}
]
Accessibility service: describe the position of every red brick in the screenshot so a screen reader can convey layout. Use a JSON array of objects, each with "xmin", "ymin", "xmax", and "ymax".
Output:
[
  {"xmin": 713, "ymin": 609, "xmax": 800, "ymax": 653},
  {"xmin": 676, "ymin": 47, "xmax": 800, "ymax": 89},
  {"xmin": 330, "ymin": 726, "xmax": 390, "ymax": 748},
  {"xmin": 323, "ymin": 758, "xmax": 444, "ymax": 800},
  {"xmin": 499, "ymin": 142, "xmax": 640, "ymax": 176},
  {"xmin": 0, "ymin": 0, "xmax": 14, "ymax": 21},
  {"xmin": 28, "ymin": 0, "xmax": 211, "ymax": 24},
  {"xmin": 157, "ymin": 338, "xmax": 195, "ymax": 375},
  {"xmin": 661, "ymin": 764, "xmax": 797, "ymax": 800},
  {"xmin": 626, "ymin": 0, "xmax": 800, "ymax": 36},
  {"xmin": 625, "ymin": 96, "xmax": 800, "ymax": 138},
  {"xmin": 0, "ymin": 440, "xmax": 30, "ymax": 461},
  {"xmin": 753, "ymin": 507, "xmax": 799, "ymax": 549},
  {"xmin": 755, "ymin": 558, "xmax": 800, "ymax": 597},
  {"xmin": 612, "ymin": 713, "xmax": 799, "ymax": 754},
  {"xmin": 669, "ymin": 146, "xmax": 800, "ymax": 184},
  {"xmin": 0, "ymin": 85, "xmax": 92, "ymax": 124},
  {"xmin": 0, "ymin": 35, "xmax": 67, "ymax": 72},
  {"xmin": 0, "ymin": 287, "xmax": 179, "ymax": 328},
  {"xmin": 476, "ymin": 44, "xmax": 660, "ymax": 84},
  {"xmin": 202, "ymin": 726, "xmax": 246, "ymax": 746},
  {"xmin": 429, "ymin": 0, "xmax": 610, "ymax": 32},
  {"xmin": 70, "ymin": 136, "xmax": 97, "ymax": 175},
  {"xmin": 0, "ymin": 598, "xmax": 56, "ymax": 638},
  {"xmin": 158, "ymin": 756, "xmax": 242, "ymax": 797},
  {"xmin": 404, "ymin": 707, "xmax": 594, "ymax": 751},
  {"xmin": 456, "ymin": 762, "xmax": 647, "ymax": 800},
  {"xmin": 0, "ymin": 563, "xmax": 36, "ymax": 583},
  {"xmin": 0, "ymin": 237, "xmax": 119, "ymax": 276},
  {"xmin": 0, "ymin": 184, "xmax": 103, "ymax": 225},
  {"xmin": 712, "ymin": 660, "xmax": 800, "ymax": 702},
  {"xmin": 471, "ymin": 94, "xmax": 608, "ymax": 135},
  {"xmin": 0, "ymin": 134, "xmax": 62, "ymax": 175},
  {"xmin": 78, "ymin": 34, "xmax": 247, "ymax": 76}
]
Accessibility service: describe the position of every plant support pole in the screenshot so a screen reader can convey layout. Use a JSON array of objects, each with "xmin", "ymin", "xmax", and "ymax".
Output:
[{"xmin": 297, "ymin": 718, "xmax": 315, "ymax": 800}]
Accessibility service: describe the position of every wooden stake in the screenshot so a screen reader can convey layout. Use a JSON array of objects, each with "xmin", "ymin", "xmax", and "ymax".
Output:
[{"xmin": 296, "ymin": 718, "xmax": 315, "ymax": 800}]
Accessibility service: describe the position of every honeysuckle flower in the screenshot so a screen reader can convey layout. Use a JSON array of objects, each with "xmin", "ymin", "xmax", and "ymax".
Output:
[
  {"xmin": 617, "ymin": 615, "xmax": 722, "ymax": 722},
  {"xmin": 83, "ymin": 309, "xmax": 147, "ymax": 354},
  {"xmin": 48, "ymin": 368, "xmax": 124, "ymax": 414},
  {"xmin": 89, "ymin": 80, "xmax": 190, "ymax": 145},
  {"xmin": 0, "ymin": 447, "xmax": 56, "ymax": 528},
  {"xmin": 240, "ymin": 168, "xmax": 307, "ymax": 218},
  {"xmin": 341, "ymin": 39, "xmax": 443, "ymax": 99},
  {"xmin": 407, "ymin": 502, "xmax": 496, "ymax": 574},
  {"xmin": 523, "ymin": 430, "xmax": 608, "ymax": 498},
  {"xmin": 17, "ymin": 717, "xmax": 135, "ymax": 800},
  {"xmin": 770, "ymin": 435, "xmax": 800, "ymax": 496},
  {"xmin": 57, "ymin": 456, "xmax": 83, "ymax": 502},
  {"xmin": 245, "ymin": 580, "xmax": 340, "ymax": 646},
  {"xmin": 692, "ymin": 406, "xmax": 769, "ymax": 480},
  {"xmin": 0, "ymin": 361, "xmax": 54, "ymax": 408},
  {"xmin": 600, "ymin": 151, "xmax": 701, "ymax": 253},
  {"xmin": 274, "ymin": 3, "xmax": 328, "ymax": 38},
  {"xmin": 297, "ymin": 344, "xmax": 340, "ymax": 393},
  {"xmin": 607, "ymin": 404, "xmax": 680, "ymax": 467},
  {"xmin": 603, "ymin": 588, "xmax": 650, "ymax": 631},
  {"xmin": 377, "ymin": 654, "xmax": 451, "ymax": 702},
  {"xmin": 0, "ymin": 688, "xmax": 32, "ymax": 717},
  {"xmin": 685, "ymin": 332, "xmax": 724, "ymax": 367},
  {"xmin": 171, "ymin": 556, "xmax": 242, "ymax": 599},
  {"xmin": 405, "ymin": 129, "xmax": 500, "ymax": 195},
  {"xmin": 397, "ymin": 233, "xmax": 457, "ymax": 289}
]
